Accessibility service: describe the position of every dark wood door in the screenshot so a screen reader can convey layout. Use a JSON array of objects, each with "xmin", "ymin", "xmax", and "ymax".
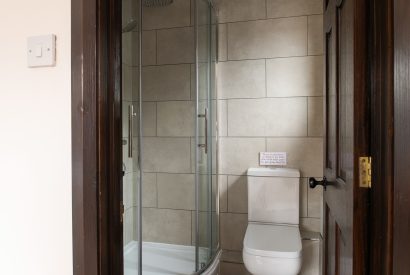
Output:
[{"xmin": 322, "ymin": 0, "xmax": 369, "ymax": 274}]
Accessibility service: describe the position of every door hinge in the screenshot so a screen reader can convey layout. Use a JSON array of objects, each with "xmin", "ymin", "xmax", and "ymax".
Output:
[
  {"xmin": 359, "ymin": 157, "xmax": 371, "ymax": 188},
  {"xmin": 120, "ymin": 202, "xmax": 125, "ymax": 223}
]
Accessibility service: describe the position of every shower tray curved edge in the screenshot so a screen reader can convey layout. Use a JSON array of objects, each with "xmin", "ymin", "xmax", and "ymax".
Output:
[{"xmin": 199, "ymin": 249, "xmax": 221, "ymax": 275}]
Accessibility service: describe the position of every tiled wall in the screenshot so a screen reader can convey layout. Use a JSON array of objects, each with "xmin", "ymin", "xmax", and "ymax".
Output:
[{"xmin": 216, "ymin": 0, "xmax": 324, "ymax": 274}]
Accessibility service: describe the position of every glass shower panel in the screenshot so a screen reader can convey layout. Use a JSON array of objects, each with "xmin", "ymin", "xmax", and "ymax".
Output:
[
  {"xmin": 121, "ymin": 0, "xmax": 219, "ymax": 274},
  {"xmin": 140, "ymin": 0, "xmax": 196, "ymax": 274},
  {"xmin": 195, "ymin": 0, "xmax": 214, "ymax": 271},
  {"xmin": 210, "ymin": 4, "xmax": 219, "ymax": 258},
  {"xmin": 122, "ymin": 0, "xmax": 140, "ymax": 274}
]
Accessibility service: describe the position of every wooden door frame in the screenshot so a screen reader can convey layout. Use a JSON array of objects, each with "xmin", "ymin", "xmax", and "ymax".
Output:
[
  {"xmin": 368, "ymin": 0, "xmax": 394, "ymax": 274},
  {"xmin": 71, "ymin": 0, "xmax": 122, "ymax": 274},
  {"xmin": 392, "ymin": 0, "xmax": 410, "ymax": 274}
]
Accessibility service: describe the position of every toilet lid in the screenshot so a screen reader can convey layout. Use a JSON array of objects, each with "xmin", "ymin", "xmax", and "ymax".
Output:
[{"xmin": 243, "ymin": 223, "xmax": 302, "ymax": 259}]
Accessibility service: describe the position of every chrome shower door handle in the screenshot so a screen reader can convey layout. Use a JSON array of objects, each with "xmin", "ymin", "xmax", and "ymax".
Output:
[
  {"xmin": 198, "ymin": 108, "xmax": 208, "ymax": 154},
  {"xmin": 128, "ymin": 104, "xmax": 136, "ymax": 158}
]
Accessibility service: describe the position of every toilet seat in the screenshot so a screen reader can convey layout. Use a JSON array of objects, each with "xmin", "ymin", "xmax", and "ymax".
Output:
[{"xmin": 243, "ymin": 223, "xmax": 302, "ymax": 259}]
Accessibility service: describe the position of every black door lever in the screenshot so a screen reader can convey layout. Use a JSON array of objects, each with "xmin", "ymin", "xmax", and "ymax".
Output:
[{"xmin": 309, "ymin": 177, "xmax": 330, "ymax": 191}]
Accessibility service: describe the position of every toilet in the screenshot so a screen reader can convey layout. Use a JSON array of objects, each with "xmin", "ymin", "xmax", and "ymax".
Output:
[{"xmin": 243, "ymin": 168, "xmax": 302, "ymax": 275}]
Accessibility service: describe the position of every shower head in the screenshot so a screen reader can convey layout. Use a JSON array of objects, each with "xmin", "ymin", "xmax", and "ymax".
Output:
[
  {"xmin": 122, "ymin": 18, "xmax": 138, "ymax": 33},
  {"xmin": 143, "ymin": 0, "xmax": 173, "ymax": 7}
]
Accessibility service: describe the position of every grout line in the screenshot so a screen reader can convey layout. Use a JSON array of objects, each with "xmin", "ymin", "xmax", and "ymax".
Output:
[
  {"xmin": 218, "ymin": 13, "xmax": 324, "ymax": 25},
  {"xmin": 142, "ymin": 24, "xmax": 194, "ymax": 32},
  {"xmin": 265, "ymin": 0, "xmax": 268, "ymax": 19},
  {"xmin": 307, "ymin": 96, "xmax": 309, "ymax": 137},
  {"xmin": 217, "ymin": 136, "xmax": 323, "ymax": 139},
  {"xmin": 265, "ymin": 137, "xmax": 267, "ymax": 151},
  {"xmin": 217, "ymin": 95, "xmax": 325, "ymax": 100},
  {"xmin": 306, "ymin": 16, "xmax": 309, "ymax": 56},
  {"xmin": 155, "ymin": 173, "xmax": 158, "ymax": 208},
  {"xmin": 264, "ymin": 59, "xmax": 268, "ymax": 97},
  {"xmin": 226, "ymin": 175, "xmax": 229, "ymax": 213},
  {"xmin": 155, "ymin": 29, "xmax": 158, "ymax": 65},
  {"xmin": 226, "ymin": 23, "xmax": 229, "ymax": 61},
  {"xmin": 154, "ymin": 102, "xmax": 158, "ymax": 136},
  {"xmin": 141, "ymin": 63, "xmax": 195, "ymax": 68},
  {"xmin": 225, "ymin": 55, "xmax": 313, "ymax": 62},
  {"xmin": 226, "ymin": 100, "xmax": 229, "ymax": 136}
]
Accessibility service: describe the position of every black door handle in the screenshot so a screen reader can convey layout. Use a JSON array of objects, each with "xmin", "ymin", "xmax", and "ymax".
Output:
[{"xmin": 309, "ymin": 177, "xmax": 329, "ymax": 190}]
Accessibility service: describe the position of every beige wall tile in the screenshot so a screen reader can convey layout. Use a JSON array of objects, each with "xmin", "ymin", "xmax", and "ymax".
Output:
[
  {"xmin": 123, "ymin": 138, "xmax": 134, "ymax": 174},
  {"xmin": 142, "ymin": 173, "xmax": 157, "ymax": 208},
  {"xmin": 142, "ymin": 31, "xmax": 157, "ymax": 66},
  {"xmin": 193, "ymin": 63, "xmax": 212, "ymax": 100},
  {"xmin": 308, "ymin": 182, "xmax": 323, "ymax": 218},
  {"xmin": 157, "ymin": 101, "xmax": 194, "ymax": 137},
  {"xmin": 142, "ymin": 208, "xmax": 191, "ymax": 245},
  {"xmin": 157, "ymin": 173, "xmax": 195, "ymax": 210},
  {"xmin": 300, "ymin": 217, "xmax": 321, "ymax": 232},
  {"xmin": 191, "ymin": 137, "xmax": 218, "ymax": 174},
  {"xmin": 308, "ymin": 97, "xmax": 323, "ymax": 136},
  {"xmin": 301, "ymin": 240, "xmax": 321, "ymax": 275},
  {"xmin": 220, "ymin": 213, "xmax": 248, "ymax": 251},
  {"xmin": 266, "ymin": 138, "xmax": 323, "ymax": 177},
  {"xmin": 300, "ymin": 178, "xmax": 308, "ymax": 218},
  {"xmin": 122, "ymin": 31, "xmax": 135, "ymax": 66},
  {"xmin": 221, "ymin": 250, "xmax": 243, "ymax": 264},
  {"xmin": 122, "ymin": 0, "xmax": 136, "ymax": 31},
  {"xmin": 131, "ymin": 137, "xmax": 141, "ymax": 172},
  {"xmin": 308, "ymin": 15, "xmax": 324, "ymax": 55},
  {"xmin": 142, "ymin": 64, "xmax": 191, "ymax": 101},
  {"xmin": 131, "ymin": 67, "xmax": 140, "ymax": 99},
  {"xmin": 142, "ymin": 137, "xmax": 191, "ymax": 173},
  {"xmin": 220, "ymin": 262, "xmax": 250, "ymax": 275},
  {"xmin": 122, "ymin": 102, "xmax": 132, "ymax": 141},
  {"xmin": 218, "ymin": 100, "xmax": 228, "ymax": 137},
  {"xmin": 219, "ymin": 175, "xmax": 228, "ymax": 212},
  {"xmin": 157, "ymin": 27, "xmax": 194, "ymax": 64},
  {"xmin": 122, "ymin": 64, "xmax": 133, "ymax": 102},
  {"xmin": 142, "ymin": 0, "xmax": 191, "ymax": 30},
  {"xmin": 218, "ymin": 24, "xmax": 228, "ymax": 62},
  {"xmin": 124, "ymin": 207, "xmax": 137, "ymax": 245},
  {"xmin": 227, "ymin": 17, "xmax": 307, "ymax": 60},
  {"xmin": 267, "ymin": 0, "xmax": 323, "ymax": 18},
  {"xmin": 217, "ymin": 60, "xmax": 266, "ymax": 99},
  {"xmin": 218, "ymin": 0, "xmax": 266, "ymax": 23},
  {"xmin": 191, "ymin": 211, "xmax": 216, "ymax": 246},
  {"xmin": 141, "ymin": 102, "xmax": 157, "ymax": 137},
  {"xmin": 266, "ymin": 56, "xmax": 323, "ymax": 97},
  {"xmin": 227, "ymin": 176, "xmax": 248, "ymax": 213},
  {"xmin": 219, "ymin": 137, "xmax": 266, "ymax": 175},
  {"xmin": 228, "ymin": 98, "xmax": 308, "ymax": 137},
  {"xmin": 123, "ymin": 172, "xmax": 136, "ymax": 209}
]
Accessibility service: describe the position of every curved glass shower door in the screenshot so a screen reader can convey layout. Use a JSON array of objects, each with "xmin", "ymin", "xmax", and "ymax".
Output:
[
  {"xmin": 196, "ymin": 0, "xmax": 219, "ymax": 272},
  {"xmin": 122, "ymin": 1, "xmax": 219, "ymax": 274}
]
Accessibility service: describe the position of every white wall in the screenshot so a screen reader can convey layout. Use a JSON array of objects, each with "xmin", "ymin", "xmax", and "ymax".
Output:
[{"xmin": 0, "ymin": 1, "xmax": 72, "ymax": 275}]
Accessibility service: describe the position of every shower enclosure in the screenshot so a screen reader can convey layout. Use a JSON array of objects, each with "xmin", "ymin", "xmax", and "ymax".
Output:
[{"xmin": 121, "ymin": 0, "xmax": 219, "ymax": 274}]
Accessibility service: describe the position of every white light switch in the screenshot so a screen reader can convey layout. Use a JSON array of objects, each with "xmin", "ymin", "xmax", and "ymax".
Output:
[
  {"xmin": 260, "ymin": 152, "xmax": 287, "ymax": 166},
  {"xmin": 27, "ymin": 34, "xmax": 56, "ymax": 67},
  {"xmin": 35, "ymin": 45, "xmax": 42, "ymax": 57}
]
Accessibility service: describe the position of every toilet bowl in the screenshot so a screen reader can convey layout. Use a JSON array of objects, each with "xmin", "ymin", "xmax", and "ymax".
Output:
[
  {"xmin": 243, "ymin": 168, "xmax": 302, "ymax": 275},
  {"xmin": 243, "ymin": 223, "xmax": 302, "ymax": 275}
]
